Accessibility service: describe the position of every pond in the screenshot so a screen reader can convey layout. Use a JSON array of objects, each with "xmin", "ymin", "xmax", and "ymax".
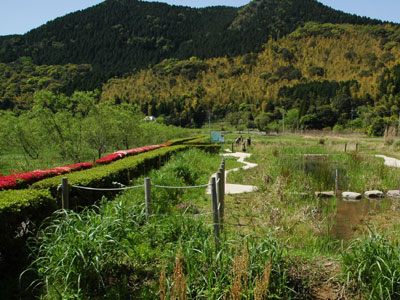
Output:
[{"xmin": 299, "ymin": 157, "xmax": 392, "ymax": 241}]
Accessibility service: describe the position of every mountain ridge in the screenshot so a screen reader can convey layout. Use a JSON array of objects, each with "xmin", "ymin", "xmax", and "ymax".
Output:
[{"xmin": 0, "ymin": 0, "xmax": 385, "ymax": 80}]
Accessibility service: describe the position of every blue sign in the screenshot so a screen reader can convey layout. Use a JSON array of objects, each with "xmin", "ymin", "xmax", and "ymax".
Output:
[{"xmin": 211, "ymin": 131, "xmax": 225, "ymax": 143}]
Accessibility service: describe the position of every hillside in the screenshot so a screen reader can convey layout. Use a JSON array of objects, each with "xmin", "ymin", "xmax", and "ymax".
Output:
[
  {"xmin": 0, "ymin": 0, "xmax": 382, "ymax": 81},
  {"xmin": 100, "ymin": 23, "xmax": 400, "ymax": 131}
]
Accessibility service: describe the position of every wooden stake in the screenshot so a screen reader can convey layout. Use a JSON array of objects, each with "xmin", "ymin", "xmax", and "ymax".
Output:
[
  {"xmin": 211, "ymin": 177, "xmax": 220, "ymax": 245},
  {"xmin": 145, "ymin": 177, "xmax": 151, "ymax": 220},
  {"xmin": 61, "ymin": 177, "xmax": 69, "ymax": 209}
]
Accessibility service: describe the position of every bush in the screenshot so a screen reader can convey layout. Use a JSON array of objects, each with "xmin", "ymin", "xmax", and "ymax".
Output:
[{"xmin": 367, "ymin": 117, "xmax": 386, "ymax": 137}]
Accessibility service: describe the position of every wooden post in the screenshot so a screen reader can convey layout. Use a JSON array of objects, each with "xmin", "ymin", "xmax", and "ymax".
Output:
[
  {"xmin": 335, "ymin": 169, "xmax": 339, "ymax": 195},
  {"xmin": 216, "ymin": 170, "xmax": 222, "ymax": 212},
  {"xmin": 344, "ymin": 143, "xmax": 347, "ymax": 152},
  {"xmin": 145, "ymin": 177, "xmax": 151, "ymax": 220},
  {"xmin": 231, "ymin": 142, "xmax": 234, "ymax": 153},
  {"xmin": 356, "ymin": 143, "xmax": 358, "ymax": 152},
  {"xmin": 61, "ymin": 177, "xmax": 69, "ymax": 209},
  {"xmin": 211, "ymin": 177, "xmax": 220, "ymax": 245},
  {"xmin": 220, "ymin": 159, "xmax": 225, "ymax": 231}
]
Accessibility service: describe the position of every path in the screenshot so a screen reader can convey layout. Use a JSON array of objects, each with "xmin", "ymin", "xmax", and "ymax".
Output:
[
  {"xmin": 206, "ymin": 151, "xmax": 258, "ymax": 195},
  {"xmin": 376, "ymin": 154, "xmax": 400, "ymax": 167}
]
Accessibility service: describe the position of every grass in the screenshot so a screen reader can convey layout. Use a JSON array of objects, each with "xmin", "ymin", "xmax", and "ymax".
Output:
[
  {"xmin": 342, "ymin": 229, "xmax": 400, "ymax": 299},
  {"xmin": 23, "ymin": 148, "xmax": 295, "ymax": 299}
]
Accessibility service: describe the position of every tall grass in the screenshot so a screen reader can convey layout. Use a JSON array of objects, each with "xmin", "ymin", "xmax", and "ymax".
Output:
[
  {"xmin": 24, "ymin": 148, "xmax": 296, "ymax": 299},
  {"xmin": 342, "ymin": 229, "xmax": 400, "ymax": 299}
]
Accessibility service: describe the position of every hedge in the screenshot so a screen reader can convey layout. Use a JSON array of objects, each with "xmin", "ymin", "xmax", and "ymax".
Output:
[
  {"xmin": 0, "ymin": 189, "xmax": 56, "ymax": 264},
  {"xmin": 32, "ymin": 143, "xmax": 219, "ymax": 208},
  {"xmin": 0, "ymin": 136, "xmax": 201, "ymax": 191}
]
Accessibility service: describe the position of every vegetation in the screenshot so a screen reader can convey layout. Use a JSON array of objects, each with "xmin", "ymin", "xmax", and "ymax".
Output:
[
  {"xmin": 5, "ymin": 136, "xmax": 397, "ymax": 299},
  {"xmin": 0, "ymin": 0, "xmax": 381, "ymax": 80},
  {"xmin": 342, "ymin": 230, "xmax": 400, "ymax": 299},
  {"xmin": 100, "ymin": 23, "xmax": 400, "ymax": 134},
  {"xmin": 21, "ymin": 149, "xmax": 290, "ymax": 299},
  {"xmin": 0, "ymin": 90, "xmax": 192, "ymax": 175}
]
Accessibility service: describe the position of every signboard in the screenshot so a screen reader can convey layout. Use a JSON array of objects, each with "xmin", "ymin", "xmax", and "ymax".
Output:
[{"xmin": 211, "ymin": 131, "xmax": 225, "ymax": 143}]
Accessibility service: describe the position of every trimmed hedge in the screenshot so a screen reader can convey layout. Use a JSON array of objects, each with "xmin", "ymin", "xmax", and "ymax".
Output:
[
  {"xmin": 32, "ymin": 143, "xmax": 219, "ymax": 208},
  {"xmin": 0, "ymin": 189, "xmax": 56, "ymax": 263}
]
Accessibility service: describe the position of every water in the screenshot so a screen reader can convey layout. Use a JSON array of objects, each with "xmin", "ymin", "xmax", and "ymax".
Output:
[
  {"xmin": 329, "ymin": 195, "xmax": 391, "ymax": 241},
  {"xmin": 299, "ymin": 158, "xmax": 392, "ymax": 241}
]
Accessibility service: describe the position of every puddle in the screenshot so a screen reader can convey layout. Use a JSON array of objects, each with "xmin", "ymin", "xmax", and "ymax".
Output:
[
  {"xmin": 329, "ymin": 195, "xmax": 392, "ymax": 241},
  {"xmin": 298, "ymin": 159, "xmax": 392, "ymax": 241}
]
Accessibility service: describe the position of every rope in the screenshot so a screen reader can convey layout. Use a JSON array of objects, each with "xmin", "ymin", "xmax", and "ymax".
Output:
[
  {"xmin": 70, "ymin": 184, "xmax": 144, "ymax": 191},
  {"xmin": 152, "ymin": 183, "xmax": 210, "ymax": 189},
  {"xmin": 152, "ymin": 212, "xmax": 213, "ymax": 218}
]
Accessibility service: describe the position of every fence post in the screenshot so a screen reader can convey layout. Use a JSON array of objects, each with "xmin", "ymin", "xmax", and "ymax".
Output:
[
  {"xmin": 145, "ymin": 177, "xmax": 151, "ymax": 220},
  {"xmin": 216, "ymin": 170, "xmax": 222, "ymax": 208},
  {"xmin": 220, "ymin": 159, "xmax": 225, "ymax": 231},
  {"xmin": 344, "ymin": 143, "xmax": 347, "ymax": 152},
  {"xmin": 231, "ymin": 143, "xmax": 234, "ymax": 153},
  {"xmin": 335, "ymin": 169, "xmax": 339, "ymax": 195},
  {"xmin": 211, "ymin": 177, "xmax": 220, "ymax": 245},
  {"xmin": 61, "ymin": 177, "xmax": 69, "ymax": 209},
  {"xmin": 356, "ymin": 143, "xmax": 358, "ymax": 152}
]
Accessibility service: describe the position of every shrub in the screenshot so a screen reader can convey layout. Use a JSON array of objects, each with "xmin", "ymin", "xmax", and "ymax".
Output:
[{"xmin": 367, "ymin": 117, "xmax": 386, "ymax": 137}]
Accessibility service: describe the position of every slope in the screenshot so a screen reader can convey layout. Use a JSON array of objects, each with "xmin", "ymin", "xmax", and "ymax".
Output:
[{"xmin": 0, "ymin": 0, "xmax": 383, "ymax": 81}]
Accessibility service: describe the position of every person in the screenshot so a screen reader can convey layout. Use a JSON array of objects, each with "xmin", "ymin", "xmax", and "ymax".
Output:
[
  {"xmin": 242, "ymin": 142, "xmax": 246, "ymax": 152},
  {"xmin": 235, "ymin": 137, "xmax": 240, "ymax": 146},
  {"xmin": 240, "ymin": 135, "xmax": 243, "ymax": 143},
  {"xmin": 247, "ymin": 137, "xmax": 251, "ymax": 147}
]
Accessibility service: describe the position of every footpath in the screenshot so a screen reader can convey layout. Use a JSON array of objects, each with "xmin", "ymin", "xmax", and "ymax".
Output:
[
  {"xmin": 376, "ymin": 154, "xmax": 400, "ymax": 167},
  {"xmin": 206, "ymin": 151, "xmax": 258, "ymax": 195}
]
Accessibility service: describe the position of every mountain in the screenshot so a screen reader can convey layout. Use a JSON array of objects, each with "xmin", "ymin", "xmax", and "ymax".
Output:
[
  {"xmin": 0, "ymin": 0, "xmax": 383, "ymax": 81},
  {"xmin": 100, "ymin": 22, "xmax": 400, "ymax": 131}
]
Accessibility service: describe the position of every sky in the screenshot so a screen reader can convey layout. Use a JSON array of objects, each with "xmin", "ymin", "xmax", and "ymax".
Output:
[{"xmin": 1, "ymin": 0, "xmax": 400, "ymax": 36}]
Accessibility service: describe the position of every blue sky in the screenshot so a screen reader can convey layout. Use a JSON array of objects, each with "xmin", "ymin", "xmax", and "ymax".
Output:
[{"xmin": 1, "ymin": 0, "xmax": 399, "ymax": 36}]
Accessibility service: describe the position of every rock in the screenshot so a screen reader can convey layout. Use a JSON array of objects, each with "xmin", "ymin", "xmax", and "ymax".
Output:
[
  {"xmin": 315, "ymin": 191, "xmax": 335, "ymax": 198},
  {"xmin": 342, "ymin": 192, "xmax": 362, "ymax": 200},
  {"xmin": 364, "ymin": 190, "xmax": 384, "ymax": 198},
  {"xmin": 387, "ymin": 190, "xmax": 400, "ymax": 199}
]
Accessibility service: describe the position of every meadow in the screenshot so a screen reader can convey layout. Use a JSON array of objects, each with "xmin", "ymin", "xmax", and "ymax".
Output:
[{"xmin": 5, "ymin": 132, "xmax": 400, "ymax": 299}]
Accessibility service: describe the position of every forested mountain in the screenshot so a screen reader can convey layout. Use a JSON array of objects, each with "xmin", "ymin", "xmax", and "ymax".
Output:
[
  {"xmin": 0, "ymin": 0, "xmax": 382, "ymax": 80},
  {"xmin": 100, "ymin": 23, "xmax": 400, "ymax": 133}
]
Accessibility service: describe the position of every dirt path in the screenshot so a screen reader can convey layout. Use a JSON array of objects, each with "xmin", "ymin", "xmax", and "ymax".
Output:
[
  {"xmin": 206, "ymin": 151, "xmax": 258, "ymax": 194},
  {"xmin": 376, "ymin": 154, "xmax": 400, "ymax": 167}
]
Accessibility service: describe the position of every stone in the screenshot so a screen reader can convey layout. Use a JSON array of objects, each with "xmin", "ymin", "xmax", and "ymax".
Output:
[
  {"xmin": 315, "ymin": 191, "xmax": 335, "ymax": 198},
  {"xmin": 364, "ymin": 190, "xmax": 384, "ymax": 198},
  {"xmin": 342, "ymin": 192, "xmax": 362, "ymax": 200},
  {"xmin": 387, "ymin": 190, "xmax": 400, "ymax": 199}
]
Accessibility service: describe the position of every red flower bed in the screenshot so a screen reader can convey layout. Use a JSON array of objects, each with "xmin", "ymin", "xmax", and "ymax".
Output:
[
  {"xmin": 0, "ymin": 141, "xmax": 173, "ymax": 190},
  {"xmin": 64, "ymin": 162, "xmax": 93, "ymax": 171},
  {"xmin": 0, "ymin": 162, "xmax": 94, "ymax": 190},
  {"xmin": 0, "ymin": 174, "xmax": 18, "ymax": 190},
  {"xmin": 160, "ymin": 142, "xmax": 173, "ymax": 147},
  {"xmin": 95, "ymin": 152, "xmax": 126, "ymax": 165}
]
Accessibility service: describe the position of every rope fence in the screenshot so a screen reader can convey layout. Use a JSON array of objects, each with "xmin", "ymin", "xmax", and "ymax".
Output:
[
  {"xmin": 70, "ymin": 184, "xmax": 145, "ymax": 191},
  {"xmin": 59, "ymin": 158, "xmax": 226, "ymax": 243}
]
